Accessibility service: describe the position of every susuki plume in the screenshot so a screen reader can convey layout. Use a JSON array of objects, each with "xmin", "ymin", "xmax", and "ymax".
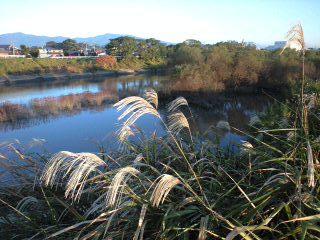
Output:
[
  {"xmin": 241, "ymin": 140, "xmax": 254, "ymax": 150},
  {"xmin": 167, "ymin": 97, "xmax": 189, "ymax": 113},
  {"xmin": 106, "ymin": 166, "xmax": 140, "ymax": 207},
  {"xmin": 280, "ymin": 23, "xmax": 305, "ymax": 54},
  {"xmin": 144, "ymin": 89, "xmax": 158, "ymax": 109},
  {"xmin": 307, "ymin": 141, "xmax": 315, "ymax": 188},
  {"xmin": 41, "ymin": 151, "xmax": 106, "ymax": 201},
  {"xmin": 133, "ymin": 204, "xmax": 148, "ymax": 240},
  {"xmin": 198, "ymin": 216, "xmax": 209, "ymax": 240},
  {"xmin": 114, "ymin": 96, "xmax": 161, "ymax": 140},
  {"xmin": 117, "ymin": 125, "xmax": 135, "ymax": 143},
  {"xmin": 167, "ymin": 111, "xmax": 190, "ymax": 135},
  {"xmin": 150, "ymin": 174, "xmax": 181, "ymax": 207},
  {"xmin": 41, "ymin": 151, "xmax": 78, "ymax": 186}
]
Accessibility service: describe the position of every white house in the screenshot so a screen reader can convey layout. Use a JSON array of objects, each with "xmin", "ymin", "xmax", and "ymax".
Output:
[
  {"xmin": 264, "ymin": 41, "xmax": 302, "ymax": 51},
  {"xmin": 38, "ymin": 49, "xmax": 50, "ymax": 58},
  {"xmin": 264, "ymin": 41, "xmax": 286, "ymax": 51}
]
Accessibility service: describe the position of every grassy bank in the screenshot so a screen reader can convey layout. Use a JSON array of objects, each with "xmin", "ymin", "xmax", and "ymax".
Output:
[
  {"xmin": 0, "ymin": 57, "xmax": 166, "ymax": 77},
  {"xmin": 0, "ymin": 58, "xmax": 98, "ymax": 76},
  {"xmin": 1, "ymin": 43, "xmax": 319, "ymax": 95},
  {"xmin": 0, "ymin": 84, "xmax": 319, "ymax": 239},
  {"xmin": 0, "ymin": 24, "xmax": 319, "ymax": 239}
]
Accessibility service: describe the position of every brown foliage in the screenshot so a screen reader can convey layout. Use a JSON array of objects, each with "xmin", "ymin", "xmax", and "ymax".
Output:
[{"xmin": 96, "ymin": 56, "xmax": 117, "ymax": 69}]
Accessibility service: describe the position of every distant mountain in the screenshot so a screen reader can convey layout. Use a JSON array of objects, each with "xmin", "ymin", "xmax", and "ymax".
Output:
[
  {"xmin": 0, "ymin": 32, "xmax": 139, "ymax": 47},
  {"xmin": 0, "ymin": 33, "xmax": 68, "ymax": 47},
  {"xmin": 74, "ymin": 34, "xmax": 126, "ymax": 46}
]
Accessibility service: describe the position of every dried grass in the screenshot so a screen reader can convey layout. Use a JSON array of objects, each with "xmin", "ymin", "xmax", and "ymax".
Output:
[
  {"xmin": 307, "ymin": 141, "xmax": 315, "ymax": 187},
  {"xmin": 114, "ymin": 96, "xmax": 161, "ymax": 140},
  {"xmin": 144, "ymin": 89, "xmax": 158, "ymax": 109},
  {"xmin": 133, "ymin": 204, "xmax": 148, "ymax": 240},
  {"xmin": 198, "ymin": 215, "xmax": 209, "ymax": 240},
  {"xmin": 280, "ymin": 23, "xmax": 305, "ymax": 54},
  {"xmin": 150, "ymin": 174, "xmax": 181, "ymax": 207},
  {"xmin": 106, "ymin": 166, "xmax": 140, "ymax": 208},
  {"xmin": 167, "ymin": 111, "xmax": 190, "ymax": 135},
  {"xmin": 167, "ymin": 97, "xmax": 189, "ymax": 113},
  {"xmin": 41, "ymin": 151, "xmax": 106, "ymax": 201}
]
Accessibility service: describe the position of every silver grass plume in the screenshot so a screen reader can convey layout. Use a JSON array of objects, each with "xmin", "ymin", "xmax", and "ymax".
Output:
[
  {"xmin": 106, "ymin": 166, "xmax": 140, "ymax": 208},
  {"xmin": 167, "ymin": 97, "xmax": 189, "ymax": 113},
  {"xmin": 307, "ymin": 141, "xmax": 315, "ymax": 187},
  {"xmin": 144, "ymin": 89, "xmax": 158, "ymax": 109},
  {"xmin": 41, "ymin": 151, "xmax": 106, "ymax": 201},
  {"xmin": 280, "ymin": 23, "xmax": 305, "ymax": 55},
  {"xmin": 241, "ymin": 140, "xmax": 254, "ymax": 150},
  {"xmin": 167, "ymin": 111, "xmax": 190, "ymax": 135},
  {"xmin": 198, "ymin": 215, "xmax": 209, "ymax": 240},
  {"xmin": 114, "ymin": 96, "xmax": 161, "ymax": 139},
  {"xmin": 133, "ymin": 204, "xmax": 148, "ymax": 240},
  {"xmin": 41, "ymin": 151, "xmax": 78, "ymax": 186},
  {"xmin": 117, "ymin": 125, "xmax": 135, "ymax": 143},
  {"xmin": 150, "ymin": 174, "xmax": 181, "ymax": 207}
]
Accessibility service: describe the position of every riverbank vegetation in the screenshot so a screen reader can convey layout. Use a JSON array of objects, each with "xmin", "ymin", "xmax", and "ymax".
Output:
[
  {"xmin": 167, "ymin": 41, "xmax": 320, "ymax": 92},
  {"xmin": 0, "ymin": 83, "xmax": 319, "ymax": 239},
  {"xmin": 1, "ymin": 35, "xmax": 319, "ymax": 94},
  {"xmin": 0, "ymin": 24, "xmax": 319, "ymax": 239},
  {"xmin": 0, "ymin": 37, "xmax": 167, "ymax": 77}
]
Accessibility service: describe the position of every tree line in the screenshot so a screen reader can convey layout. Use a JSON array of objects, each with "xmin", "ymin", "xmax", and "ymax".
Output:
[
  {"xmin": 104, "ymin": 37, "xmax": 320, "ymax": 91},
  {"xmin": 16, "ymin": 36, "xmax": 320, "ymax": 92}
]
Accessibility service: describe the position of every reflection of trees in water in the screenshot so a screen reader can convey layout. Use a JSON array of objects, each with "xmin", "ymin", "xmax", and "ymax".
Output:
[
  {"xmin": 0, "ymin": 91, "xmax": 117, "ymax": 131},
  {"xmin": 0, "ymin": 106, "xmax": 110, "ymax": 132},
  {"xmin": 0, "ymin": 75, "xmax": 271, "ymax": 137},
  {"xmin": 0, "ymin": 74, "xmax": 163, "ymax": 101},
  {"xmin": 190, "ymin": 95, "xmax": 271, "ymax": 133},
  {"xmin": 118, "ymin": 76, "xmax": 160, "ymax": 98},
  {"xmin": 0, "ymin": 75, "xmax": 164, "ymax": 131}
]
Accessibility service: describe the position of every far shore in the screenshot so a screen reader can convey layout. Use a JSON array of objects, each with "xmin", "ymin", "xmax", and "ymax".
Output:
[{"xmin": 0, "ymin": 69, "xmax": 151, "ymax": 86}]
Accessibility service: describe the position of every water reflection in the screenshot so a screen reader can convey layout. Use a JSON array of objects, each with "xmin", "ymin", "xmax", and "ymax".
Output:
[{"xmin": 0, "ymin": 74, "xmax": 272, "ymax": 153}]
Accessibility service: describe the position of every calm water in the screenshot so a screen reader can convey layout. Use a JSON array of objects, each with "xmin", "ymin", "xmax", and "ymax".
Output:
[{"xmin": 0, "ymin": 74, "xmax": 271, "ymax": 154}]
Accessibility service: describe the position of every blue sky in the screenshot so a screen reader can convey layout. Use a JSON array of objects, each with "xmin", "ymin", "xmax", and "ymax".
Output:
[{"xmin": 0, "ymin": 0, "xmax": 319, "ymax": 47}]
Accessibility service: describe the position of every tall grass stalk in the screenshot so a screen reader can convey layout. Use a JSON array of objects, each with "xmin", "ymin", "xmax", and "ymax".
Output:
[{"xmin": 0, "ymin": 25, "xmax": 319, "ymax": 239}]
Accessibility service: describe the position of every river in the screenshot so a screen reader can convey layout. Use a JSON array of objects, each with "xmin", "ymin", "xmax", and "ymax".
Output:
[{"xmin": 0, "ymin": 74, "xmax": 271, "ymax": 154}]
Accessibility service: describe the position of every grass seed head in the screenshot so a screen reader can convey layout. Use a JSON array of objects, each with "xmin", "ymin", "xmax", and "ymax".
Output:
[
  {"xmin": 150, "ymin": 174, "xmax": 181, "ymax": 207},
  {"xmin": 41, "ymin": 151, "xmax": 106, "ymax": 201},
  {"xmin": 167, "ymin": 111, "xmax": 190, "ymax": 135},
  {"xmin": 167, "ymin": 97, "xmax": 189, "ymax": 113},
  {"xmin": 106, "ymin": 166, "xmax": 140, "ymax": 208},
  {"xmin": 307, "ymin": 141, "xmax": 315, "ymax": 188},
  {"xmin": 144, "ymin": 89, "xmax": 158, "ymax": 109},
  {"xmin": 280, "ymin": 23, "xmax": 305, "ymax": 54}
]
